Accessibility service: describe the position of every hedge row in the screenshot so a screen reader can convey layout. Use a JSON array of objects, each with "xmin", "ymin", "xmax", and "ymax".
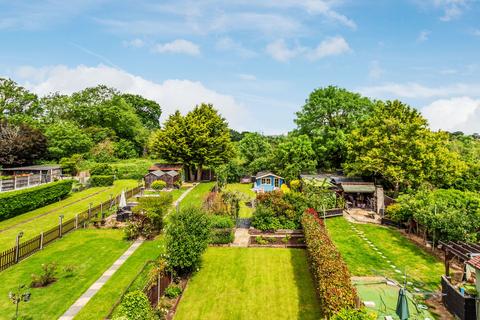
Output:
[
  {"xmin": 209, "ymin": 228, "xmax": 234, "ymax": 244},
  {"xmin": 0, "ymin": 180, "xmax": 73, "ymax": 221},
  {"xmin": 301, "ymin": 210, "xmax": 357, "ymax": 318},
  {"xmin": 89, "ymin": 175, "xmax": 114, "ymax": 187}
]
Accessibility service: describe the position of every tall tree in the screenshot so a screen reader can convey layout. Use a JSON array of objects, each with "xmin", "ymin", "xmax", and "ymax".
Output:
[
  {"xmin": 274, "ymin": 134, "xmax": 317, "ymax": 181},
  {"xmin": 122, "ymin": 94, "xmax": 162, "ymax": 130},
  {"xmin": 149, "ymin": 104, "xmax": 233, "ymax": 181},
  {"xmin": 344, "ymin": 100, "xmax": 464, "ymax": 193},
  {"xmin": 0, "ymin": 120, "xmax": 47, "ymax": 167},
  {"xmin": 0, "ymin": 78, "xmax": 39, "ymax": 118},
  {"xmin": 238, "ymin": 132, "xmax": 273, "ymax": 174},
  {"xmin": 44, "ymin": 121, "xmax": 93, "ymax": 160},
  {"xmin": 295, "ymin": 86, "xmax": 373, "ymax": 169}
]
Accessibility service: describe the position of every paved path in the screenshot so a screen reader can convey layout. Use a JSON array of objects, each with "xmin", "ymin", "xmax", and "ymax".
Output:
[
  {"xmin": 58, "ymin": 239, "xmax": 144, "ymax": 320},
  {"xmin": 232, "ymin": 228, "xmax": 250, "ymax": 247}
]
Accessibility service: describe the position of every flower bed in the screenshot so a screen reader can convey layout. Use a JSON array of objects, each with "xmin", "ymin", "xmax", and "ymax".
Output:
[{"xmin": 248, "ymin": 234, "xmax": 305, "ymax": 248}]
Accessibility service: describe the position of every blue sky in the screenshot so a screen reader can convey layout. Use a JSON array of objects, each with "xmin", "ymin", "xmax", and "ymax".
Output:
[{"xmin": 1, "ymin": 0, "xmax": 480, "ymax": 134}]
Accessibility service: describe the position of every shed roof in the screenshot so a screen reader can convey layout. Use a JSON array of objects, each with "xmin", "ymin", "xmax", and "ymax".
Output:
[
  {"xmin": 149, "ymin": 170, "xmax": 166, "ymax": 177},
  {"xmin": 255, "ymin": 171, "xmax": 283, "ymax": 179},
  {"xmin": 166, "ymin": 170, "xmax": 179, "ymax": 177},
  {"xmin": 340, "ymin": 182, "xmax": 376, "ymax": 193},
  {"xmin": 2, "ymin": 164, "xmax": 62, "ymax": 171}
]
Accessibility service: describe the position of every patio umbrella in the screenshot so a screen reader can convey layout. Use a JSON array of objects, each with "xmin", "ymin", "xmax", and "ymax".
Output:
[
  {"xmin": 396, "ymin": 288, "xmax": 410, "ymax": 320},
  {"xmin": 119, "ymin": 190, "xmax": 127, "ymax": 208}
]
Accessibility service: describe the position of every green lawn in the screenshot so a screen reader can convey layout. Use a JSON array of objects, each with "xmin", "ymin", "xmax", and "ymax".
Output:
[
  {"xmin": 175, "ymin": 247, "xmax": 322, "ymax": 320},
  {"xmin": 178, "ymin": 182, "xmax": 215, "ymax": 209},
  {"xmin": 74, "ymin": 237, "xmax": 165, "ymax": 320},
  {"xmin": 224, "ymin": 183, "xmax": 256, "ymax": 218},
  {"xmin": 0, "ymin": 179, "xmax": 138, "ymax": 252},
  {"xmin": 0, "ymin": 229, "xmax": 130, "ymax": 320},
  {"xmin": 326, "ymin": 217, "xmax": 443, "ymax": 290}
]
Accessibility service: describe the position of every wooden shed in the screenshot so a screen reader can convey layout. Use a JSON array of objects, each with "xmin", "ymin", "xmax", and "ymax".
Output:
[{"xmin": 144, "ymin": 170, "xmax": 180, "ymax": 189}]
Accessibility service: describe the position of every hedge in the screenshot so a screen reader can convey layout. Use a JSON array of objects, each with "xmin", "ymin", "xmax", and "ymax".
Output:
[
  {"xmin": 0, "ymin": 180, "xmax": 73, "ymax": 221},
  {"xmin": 301, "ymin": 209, "xmax": 357, "ymax": 318},
  {"xmin": 209, "ymin": 228, "xmax": 234, "ymax": 244},
  {"xmin": 89, "ymin": 175, "xmax": 114, "ymax": 187}
]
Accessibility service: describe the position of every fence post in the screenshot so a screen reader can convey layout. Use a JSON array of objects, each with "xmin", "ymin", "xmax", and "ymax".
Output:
[
  {"xmin": 110, "ymin": 194, "xmax": 113, "ymax": 209},
  {"xmin": 157, "ymin": 273, "xmax": 161, "ymax": 306},
  {"xmin": 59, "ymin": 215, "xmax": 64, "ymax": 238},
  {"xmin": 13, "ymin": 176, "xmax": 16, "ymax": 190},
  {"xmin": 14, "ymin": 232, "xmax": 23, "ymax": 263},
  {"xmin": 75, "ymin": 214, "xmax": 79, "ymax": 229},
  {"xmin": 40, "ymin": 232, "xmax": 44, "ymax": 250},
  {"xmin": 100, "ymin": 203, "xmax": 103, "ymax": 218},
  {"xmin": 88, "ymin": 203, "xmax": 92, "ymax": 218}
]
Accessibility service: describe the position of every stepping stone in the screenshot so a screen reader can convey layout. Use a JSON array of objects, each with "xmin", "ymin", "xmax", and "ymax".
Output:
[
  {"xmin": 390, "ymin": 264, "xmax": 396, "ymax": 268},
  {"xmin": 364, "ymin": 301, "xmax": 376, "ymax": 307},
  {"xmin": 407, "ymin": 281, "xmax": 413, "ymax": 285},
  {"xmin": 395, "ymin": 269, "xmax": 402, "ymax": 273}
]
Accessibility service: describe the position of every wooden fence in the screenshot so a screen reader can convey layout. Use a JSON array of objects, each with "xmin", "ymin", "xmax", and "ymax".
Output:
[
  {"xmin": 0, "ymin": 174, "xmax": 51, "ymax": 192},
  {"xmin": 0, "ymin": 186, "xmax": 141, "ymax": 272},
  {"xmin": 441, "ymin": 276, "xmax": 477, "ymax": 320}
]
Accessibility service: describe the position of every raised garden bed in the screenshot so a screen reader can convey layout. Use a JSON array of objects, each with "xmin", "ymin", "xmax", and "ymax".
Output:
[{"xmin": 248, "ymin": 228, "xmax": 303, "ymax": 235}]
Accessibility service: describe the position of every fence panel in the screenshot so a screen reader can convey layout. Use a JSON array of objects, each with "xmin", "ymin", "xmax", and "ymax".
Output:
[
  {"xmin": 43, "ymin": 226, "xmax": 60, "ymax": 246},
  {"xmin": 18, "ymin": 235, "xmax": 41, "ymax": 260},
  {"xmin": 0, "ymin": 248, "xmax": 16, "ymax": 271},
  {"xmin": 145, "ymin": 275, "xmax": 172, "ymax": 307},
  {"xmin": 62, "ymin": 218, "xmax": 75, "ymax": 234}
]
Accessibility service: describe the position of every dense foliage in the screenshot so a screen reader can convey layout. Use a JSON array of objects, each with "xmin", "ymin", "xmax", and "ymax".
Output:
[
  {"xmin": 208, "ymin": 214, "xmax": 235, "ymax": 244},
  {"xmin": 387, "ymin": 188, "xmax": 480, "ymax": 243},
  {"xmin": 344, "ymin": 100, "xmax": 464, "ymax": 193},
  {"xmin": 302, "ymin": 211, "xmax": 357, "ymax": 317},
  {"xmin": 0, "ymin": 180, "xmax": 73, "ymax": 220},
  {"xmin": 124, "ymin": 194, "xmax": 173, "ymax": 239},
  {"xmin": 1, "ymin": 79, "xmax": 160, "ymax": 163},
  {"xmin": 89, "ymin": 175, "xmax": 114, "ymax": 187},
  {"xmin": 295, "ymin": 86, "xmax": 374, "ymax": 169},
  {"xmin": 114, "ymin": 290, "xmax": 156, "ymax": 320},
  {"xmin": 251, "ymin": 190, "xmax": 308, "ymax": 231},
  {"xmin": 151, "ymin": 180, "xmax": 167, "ymax": 190},
  {"xmin": 331, "ymin": 308, "xmax": 376, "ymax": 320},
  {"xmin": 165, "ymin": 207, "xmax": 211, "ymax": 274}
]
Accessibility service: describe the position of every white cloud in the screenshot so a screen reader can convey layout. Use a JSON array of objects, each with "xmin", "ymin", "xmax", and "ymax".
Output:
[
  {"xmin": 12, "ymin": 64, "xmax": 249, "ymax": 130},
  {"xmin": 266, "ymin": 36, "xmax": 351, "ymax": 62},
  {"xmin": 215, "ymin": 37, "xmax": 256, "ymax": 58},
  {"xmin": 368, "ymin": 60, "xmax": 384, "ymax": 79},
  {"xmin": 122, "ymin": 38, "xmax": 145, "ymax": 48},
  {"xmin": 153, "ymin": 39, "xmax": 200, "ymax": 56},
  {"xmin": 417, "ymin": 30, "xmax": 431, "ymax": 42},
  {"xmin": 237, "ymin": 73, "xmax": 256, "ymax": 81},
  {"xmin": 422, "ymin": 97, "xmax": 480, "ymax": 134},
  {"xmin": 265, "ymin": 39, "xmax": 304, "ymax": 62},
  {"xmin": 418, "ymin": 0, "xmax": 471, "ymax": 21},
  {"xmin": 306, "ymin": 36, "xmax": 351, "ymax": 60},
  {"xmin": 359, "ymin": 82, "xmax": 480, "ymax": 99}
]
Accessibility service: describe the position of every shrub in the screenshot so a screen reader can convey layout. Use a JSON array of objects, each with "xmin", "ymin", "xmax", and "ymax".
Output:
[
  {"xmin": 302, "ymin": 211, "xmax": 357, "ymax": 317},
  {"xmin": 111, "ymin": 159, "xmax": 155, "ymax": 180},
  {"xmin": 210, "ymin": 228, "xmax": 234, "ymax": 244},
  {"xmin": 114, "ymin": 290, "xmax": 155, "ymax": 320},
  {"xmin": 89, "ymin": 163, "xmax": 114, "ymax": 175},
  {"xmin": 331, "ymin": 308, "xmax": 376, "ymax": 320},
  {"xmin": 90, "ymin": 139, "xmax": 116, "ymax": 163},
  {"xmin": 164, "ymin": 284, "xmax": 182, "ymax": 299},
  {"xmin": 151, "ymin": 180, "xmax": 167, "ymax": 190},
  {"xmin": 89, "ymin": 175, "xmax": 114, "ymax": 187},
  {"xmin": 125, "ymin": 194, "xmax": 173, "ymax": 240},
  {"xmin": 60, "ymin": 154, "xmax": 84, "ymax": 176},
  {"xmin": 290, "ymin": 179, "xmax": 301, "ymax": 191},
  {"xmin": 209, "ymin": 215, "xmax": 235, "ymax": 228},
  {"xmin": 166, "ymin": 207, "xmax": 211, "ymax": 275},
  {"xmin": 30, "ymin": 262, "xmax": 57, "ymax": 288},
  {"xmin": 0, "ymin": 180, "xmax": 73, "ymax": 221}
]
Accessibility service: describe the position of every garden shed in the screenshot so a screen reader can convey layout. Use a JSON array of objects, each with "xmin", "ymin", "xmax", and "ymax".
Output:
[
  {"xmin": 253, "ymin": 172, "xmax": 284, "ymax": 192},
  {"xmin": 144, "ymin": 170, "xmax": 180, "ymax": 189}
]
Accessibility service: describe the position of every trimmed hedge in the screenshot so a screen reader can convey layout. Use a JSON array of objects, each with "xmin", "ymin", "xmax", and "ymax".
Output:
[
  {"xmin": 302, "ymin": 210, "xmax": 357, "ymax": 318},
  {"xmin": 210, "ymin": 228, "xmax": 234, "ymax": 244},
  {"xmin": 89, "ymin": 175, "xmax": 114, "ymax": 187},
  {"xmin": 0, "ymin": 180, "xmax": 73, "ymax": 221}
]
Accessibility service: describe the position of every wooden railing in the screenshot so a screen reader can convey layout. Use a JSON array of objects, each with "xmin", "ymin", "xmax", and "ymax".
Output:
[{"xmin": 0, "ymin": 186, "xmax": 141, "ymax": 272}]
